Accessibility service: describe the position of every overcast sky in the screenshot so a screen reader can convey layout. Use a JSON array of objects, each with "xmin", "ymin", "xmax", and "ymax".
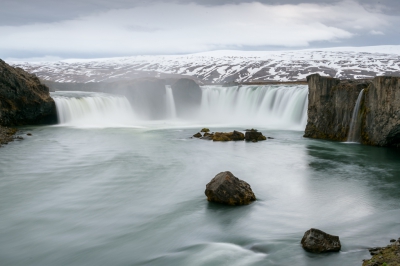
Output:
[{"xmin": 1, "ymin": 0, "xmax": 399, "ymax": 60}]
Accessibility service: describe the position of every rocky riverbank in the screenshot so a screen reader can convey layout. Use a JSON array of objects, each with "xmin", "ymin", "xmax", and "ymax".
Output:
[
  {"xmin": 363, "ymin": 238, "xmax": 400, "ymax": 266},
  {"xmin": 304, "ymin": 74, "xmax": 400, "ymax": 147},
  {"xmin": 0, "ymin": 125, "xmax": 17, "ymax": 147}
]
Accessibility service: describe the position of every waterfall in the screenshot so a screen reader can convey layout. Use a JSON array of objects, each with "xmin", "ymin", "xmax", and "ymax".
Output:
[
  {"xmin": 347, "ymin": 89, "xmax": 365, "ymax": 142},
  {"xmin": 52, "ymin": 91, "xmax": 137, "ymax": 127},
  {"xmin": 165, "ymin": 85, "xmax": 177, "ymax": 119},
  {"xmin": 51, "ymin": 85, "xmax": 308, "ymax": 130},
  {"xmin": 200, "ymin": 85, "xmax": 308, "ymax": 130}
]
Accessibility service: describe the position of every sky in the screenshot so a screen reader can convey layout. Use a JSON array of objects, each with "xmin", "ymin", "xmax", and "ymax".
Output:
[{"xmin": 1, "ymin": 0, "xmax": 400, "ymax": 60}]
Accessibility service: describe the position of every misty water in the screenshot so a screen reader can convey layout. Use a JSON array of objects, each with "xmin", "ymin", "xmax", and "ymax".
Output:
[{"xmin": 1, "ymin": 85, "xmax": 400, "ymax": 266}]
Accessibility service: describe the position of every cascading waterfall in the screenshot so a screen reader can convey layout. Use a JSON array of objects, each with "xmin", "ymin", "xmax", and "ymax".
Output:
[
  {"xmin": 165, "ymin": 85, "xmax": 177, "ymax": 119},
  {"xmin": 200, "ymin": 85, "xmax": 308, "ymax": 130},
  {"xmin": 51, "ymin": 91, "xmax": 137, "ymax": 127},
  {"xmin": 347, "ymin": 89, "xmax": 365, "ymax": 142},
  {"xmin": 51, "ymin": 85, "xmax": 308, "ymax": 130}
]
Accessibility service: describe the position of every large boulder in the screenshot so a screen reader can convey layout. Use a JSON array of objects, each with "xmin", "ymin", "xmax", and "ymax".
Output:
[
  {"xmin": 205, "ymin": 171, "xmax": 256, "ymax": 205},
  {"xmin": 301, "ymin": 228, "xmax": 341, "ymax": 253},
  {"xmin": 0, "ymin": 59, "xmax": 57, "ymax": 126}
]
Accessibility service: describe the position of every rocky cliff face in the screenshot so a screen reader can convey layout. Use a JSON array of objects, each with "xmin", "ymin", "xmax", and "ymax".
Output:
[
  {"xmin": 304, "ymin": 74, "xmax": 400, "ymax": 147},
  {"xmin": 363, "ymin": 76, "xmax": 400, "ymax": 147},
  {"xmin": 0, "ymin": 59, "xmax": 57, "ymax": 126}
]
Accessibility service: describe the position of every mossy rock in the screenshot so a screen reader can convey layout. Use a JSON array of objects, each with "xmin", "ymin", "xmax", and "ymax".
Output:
[{"xmin": 201, "ymin": 128, "xmax": 210, "ymax": 133}]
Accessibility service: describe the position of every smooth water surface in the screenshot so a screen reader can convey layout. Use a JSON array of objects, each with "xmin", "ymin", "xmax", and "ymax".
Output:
[{"xmin": 1, "ymin": 125, "xmax": 400, "ymax": 266}]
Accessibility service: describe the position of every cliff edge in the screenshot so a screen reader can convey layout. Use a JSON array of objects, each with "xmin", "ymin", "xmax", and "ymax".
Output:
[
  {"xmin": 0, "ymin": 59, "xmax": 57, "ymax": 126},
  {"xmin": 304, "ymin": 74, "xmax": 400, "ymax": 147}
]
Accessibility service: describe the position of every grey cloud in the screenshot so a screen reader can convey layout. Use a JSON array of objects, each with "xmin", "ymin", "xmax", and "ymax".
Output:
[
  {"xmin": 2, "ymin": 0, "xmax": 400, "ymax": 26},
  {"xmin": 1, "ymin": 0, "xmax": 399, "ymax": 59},
  {"xmin": 125, "ymin": 25, "xmax": 163, "ymax": 32}
]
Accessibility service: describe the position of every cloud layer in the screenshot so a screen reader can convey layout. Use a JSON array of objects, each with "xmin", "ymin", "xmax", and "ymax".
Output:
[{"xmin": 1, "ymin": 1, "xmax": 398, "ymax": 59}]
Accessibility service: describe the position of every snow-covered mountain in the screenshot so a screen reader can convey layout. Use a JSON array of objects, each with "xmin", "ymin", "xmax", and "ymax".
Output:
[{"xmin": 9, "ymin": 46, "xmax": 400, "ymax": 84}]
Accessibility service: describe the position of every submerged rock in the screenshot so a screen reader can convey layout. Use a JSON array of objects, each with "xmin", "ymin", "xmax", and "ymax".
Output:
[
  {"xmin": 205, "ymin": 171, "xmax": 256, "ymax": 205},
  {"xmin": 245, "ymin": 129, "xmax": 267, "ymax": 142},
  {"xmin": 301, "ymin": 228, "xmax": 341, "ymax": 253},
  {"xmin": 363, "ymin": 238, "xmax": 400, "ymax": 266}
]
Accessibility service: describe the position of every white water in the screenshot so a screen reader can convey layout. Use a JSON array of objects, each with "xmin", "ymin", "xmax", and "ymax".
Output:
[
  {"xmin": 200, "ymin": 85, "xmax": 308, "ymax": 130},
  {"xmin": 51, "ymin": 85, "xmax": 308, "ymax": 130},
  {"xmin": 165, "ymin": 85, "xmax": 177, "ymax": 119},
  {"xmin": 347, "ymin": 89, "xmax": 365, "ymax": 143},
  {"xmin": 52, "ymin": 91, "xmax": 137, "ymax": 127}
]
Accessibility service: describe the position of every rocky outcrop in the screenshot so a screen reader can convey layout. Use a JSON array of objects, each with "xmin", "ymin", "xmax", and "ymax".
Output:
[
  {"xmin": 0, "ymin": 59, "xmax": 57, "ymax": 126},
  {"xmin": 205, "ymin": 171, "xmax": 256, "ymax": 205},
  {"xmin": 193, "ymin": 128, "xmax": 269, "ymax": 142},
  {"xmin": 213, "ymin": 131, "xmax": 245, "ymax": 141},
  {"xmin": 304, "ymin": 74, "xmax": 400, "ymax": 147},
  {"xmin": 363, "ymin": 238, "xmax": 400, "ymax": 266},
  {"xmin": 301, "ymin": 228, "xmax": 341, "ymax": 253},
  {"xmin": 245, "ymin": 129, "xmax": 267, "ymax": 142}
]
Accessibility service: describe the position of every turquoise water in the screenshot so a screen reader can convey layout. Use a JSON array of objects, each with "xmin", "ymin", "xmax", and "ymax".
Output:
[{"xmin": 1, "ymin": 125, "xmax": 400, "ymax": 266}]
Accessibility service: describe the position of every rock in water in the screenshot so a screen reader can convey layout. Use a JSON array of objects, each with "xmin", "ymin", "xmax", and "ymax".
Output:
[
  {"xmin": 212, "ymin": 131, "xmax": 245, "ymax": 141},
  {"xmin": 205, "ymin": 171, "xmax": 256, "ymax": 205},
  {"xmin": 193, "ymin": 132, "xmax": 202, "ymax": 138},
  {"xmin": 245, "ymin": 129, "xmax": 267, "ymax": 141},
  {"xmin": 301, "ymin": 228, "xmax": 341, "ymax": 253}
]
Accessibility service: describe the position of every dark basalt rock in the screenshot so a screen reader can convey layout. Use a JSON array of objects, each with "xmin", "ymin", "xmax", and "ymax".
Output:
[
  {"xmin": 245, "ymin": 129, "xmax": 267, "ymax": 142},
  {"xmin": 304, "ymin": 74, "xmax": 400, "ymax": 147},
  {"xmin": 205, "ymin": 171, "xmax": 256, "ymax": 205},
  {"xmin": 0, "ymin": 59, "xmax": 57, "ymax": 126},
  {"xmin": 301, "ymin": 228, "xmax": 341, "ymax": 253}
]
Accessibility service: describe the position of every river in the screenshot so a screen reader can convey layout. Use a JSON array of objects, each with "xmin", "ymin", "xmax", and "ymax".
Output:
[{"xmin": 0, "ymin": 85, "xmax": 399, "ymax": 266}]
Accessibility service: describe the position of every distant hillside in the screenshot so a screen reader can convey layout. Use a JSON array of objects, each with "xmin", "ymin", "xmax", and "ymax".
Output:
[{"xmin": 9, "ymin": 46, "xmax": 400, "ymax": 84}]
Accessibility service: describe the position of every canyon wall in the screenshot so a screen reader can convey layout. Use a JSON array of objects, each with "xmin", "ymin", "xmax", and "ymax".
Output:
[
  {"xmin": 304, "ymin": 74, "xmax": 400, "ymax": 147},
  {"xmin": 0, "ymin": 59, "xmax": 57, "ymax": 126}
]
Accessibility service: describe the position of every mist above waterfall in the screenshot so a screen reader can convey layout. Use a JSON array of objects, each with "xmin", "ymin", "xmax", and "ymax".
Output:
[{"xmin": 51, "ymin": 84, "xmax": 308, "ymax": 130}]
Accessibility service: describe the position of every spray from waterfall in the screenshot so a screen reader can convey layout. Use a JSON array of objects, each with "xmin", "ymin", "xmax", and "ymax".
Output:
[
  {"xmin": 347, "ymin": 89, "xmax": 365, "ymax": 142},
  {"xmin": 51, "ymin": 85, "xmax": 309, "ymax": 130},
  {"xmin": 52, "ymin": 91, "xmax": 137, "ymax": 127},
  {"xmin": 165, "ymin": 85, "xmax": 177, "ymax": 119},
  {"xmin": 200, "ymin": 85, "xmax": 308, "ymax": 130}
]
